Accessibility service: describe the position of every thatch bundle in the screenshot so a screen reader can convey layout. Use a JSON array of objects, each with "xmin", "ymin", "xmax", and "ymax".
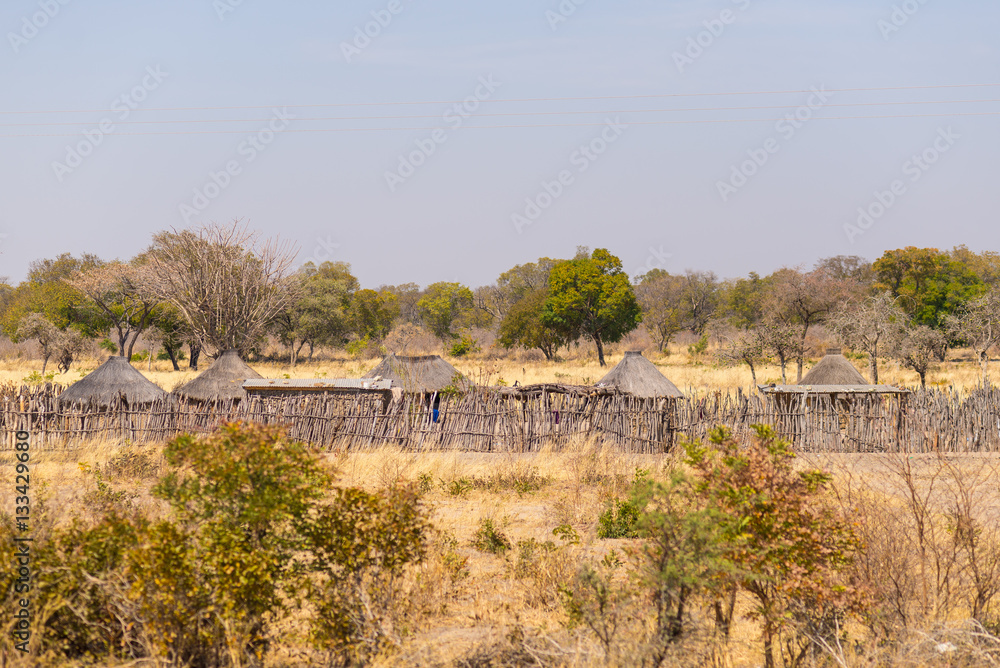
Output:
[
  {"xmin": 596, "ymin": 351, "xmax": 684, "ymax": 399},
  {"xmin": 363, "ymin": 354, "xmax": 470, "ymax": 394},
  {"xmin": 172, "ymin": 349, "xmax": 263, "ymax": 402},
  {"xmin": 58, "ymin": 356, "xmax": 167, "ymax": 407},
  {"xmin": 799, "ymin": 348, "xmax": 868, "ymax": 386}
]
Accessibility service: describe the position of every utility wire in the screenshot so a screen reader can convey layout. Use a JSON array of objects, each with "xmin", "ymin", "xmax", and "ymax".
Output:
[
  {"xmin": 2, "ymin": 111, "xmax": 997, "ymax": 138},
  {"xmin": 0, "ymin": 98, "xmax": 997, "ymax": 128},
  {"xmin": 0, "ymin": 82, "xmax": 997, "ymax": 116}
]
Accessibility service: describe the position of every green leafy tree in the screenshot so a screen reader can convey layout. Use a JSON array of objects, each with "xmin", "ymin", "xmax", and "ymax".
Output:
[
  {"xmin": 873, "ymin": 247, "xmax": 984, "ymax": 328},
  {"xmin": 148, "ymin": 422, "xmax": 333, "ymax": 665},
  {"xmin": 274, "ymin": 261, "xmax": 359, "ymax": 363},
  {"xmin": 496, "ymin": 287, "xmax": 564, "ymax": 360},
  {"xmin": 0, "ymin": 253, "xmax": 104, "ymax": 338},
  {"xmin": 417, "ymin": 282, "xmax": 474, "ymax": 341},
  {"xmin": 684, "ymin": 426, "xmax": 865, "ymax": 668},
  {"xmin": 350, "ymin": 288, "xmax": 400, "ymax": 342},
  {"xmin": 542, "ymin": 248, "xmax": 642, "ymax": 366}
]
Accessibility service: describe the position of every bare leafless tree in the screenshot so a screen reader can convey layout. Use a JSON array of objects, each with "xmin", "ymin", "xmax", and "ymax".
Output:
[
  {"xmin": 894, "ymin": 325, "xmax": 947, "ymax": 389},
  {"xmin": 15, "ymin": 313, "xmax": 61, "ymax": 373},
  {"xmin": 715, "ymin": 324, "xmax": 769, "ymax": 386},
  {"xmin": 145, "ymin": 221, "xmax": 299, "ymax": 356},
  {"xmin": 759, "ymin": 319, "xmax": 803, "ymax": 384},
  {"xmin": 827, "ymin": 292, "xmax": 907, "ymax": 383},
  {"xmin": 946, "ymin": 289, "xmax": 1000, "ymax": 386},
  {"xmin": 68, "ymin": 261, "xmax": 159, "ymax": 359},
  {"xmin": 767, "ymin": 267, "xmax": 858, "ymax": 382}
]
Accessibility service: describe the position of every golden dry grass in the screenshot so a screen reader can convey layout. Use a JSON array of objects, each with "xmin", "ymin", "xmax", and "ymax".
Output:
[
  {"xmin": 0, "ymin": 341, "xmax": 990, "ymax": 395},
  {"xmin": 7, "ymin": 434, "xmax": 1000, "ymax": 666}
]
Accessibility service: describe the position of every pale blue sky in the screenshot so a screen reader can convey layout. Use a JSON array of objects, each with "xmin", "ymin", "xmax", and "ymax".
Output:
[{"xmin": 1, "ymin": 0, "xmax": 997, "ymax": 287}]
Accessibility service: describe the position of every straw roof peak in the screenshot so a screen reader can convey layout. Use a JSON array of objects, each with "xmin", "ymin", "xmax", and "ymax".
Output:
[
  {"xmin": 58, "ymin": 356, "xmax": 167, "ymax": 407},
  {"xmin": 595, "ymin": 350, "xmax": 684, "ymax": 399},
  {"xmin": 172, "ymin": 349, "xmax": 263, "ymax": 402},
  {"xmin": 798, "ymin": 349, "xmax": 868, "ymax": 386},
  {"xmin": 363, "ymin": 354, "xmax": 470, "ymax": 394}
]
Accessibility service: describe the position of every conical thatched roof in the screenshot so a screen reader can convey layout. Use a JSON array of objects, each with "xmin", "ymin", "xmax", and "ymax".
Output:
[
  {"xmin": 172, "ymin": 349, "xmax": 263, "ymax": 402},
  {"xmin": 59, "ymin": 356, "xmax": 168, "ymax": 407},
  {"xmin": 798, "ymin": 347, "xmax": 869, "ymax": 386},
  {"xmin": 595, "ymin": 351, "xmax": 684, "ymax": 399},
  {"xmin": 363, "ymin": 354, "xmax": 470, "ymax": 394}
]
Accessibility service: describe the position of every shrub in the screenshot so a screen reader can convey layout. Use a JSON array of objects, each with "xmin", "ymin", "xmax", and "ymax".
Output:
[
  {"xmin": 304, "ymin": 484, "xmax": 430, "ymax": 665},
  {"xmin": 597, "ymin": 498, "xmax": 642, "ymax": 539},
  {"xmin": 473, "ymin": 518, "xmax": 512, "ymax": 555}
]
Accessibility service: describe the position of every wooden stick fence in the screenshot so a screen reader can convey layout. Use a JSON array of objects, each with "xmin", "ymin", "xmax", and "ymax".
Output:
[{"xmin": 4, "ymin": 383, "xmax": 1000, "ymax": 453}]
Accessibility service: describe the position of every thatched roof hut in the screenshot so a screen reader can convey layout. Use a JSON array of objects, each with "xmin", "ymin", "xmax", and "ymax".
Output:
[
  {"xmin": 798, "ymin": 347, "xmax": 868, "ymax": 386},
  {"xmin": 172, "ymin": 349, "xmax": 263, "ymax": 403},
  {"xmin": 363, "ymin": 354, "xmax": 470, "ymax": 394},
  {"xmin": 596, "ymin": 351, "xmax": 684, "ymax": 399},
  {"xmin": 59, "ymin": 356, "xmax": 167, "ymax": 407}
]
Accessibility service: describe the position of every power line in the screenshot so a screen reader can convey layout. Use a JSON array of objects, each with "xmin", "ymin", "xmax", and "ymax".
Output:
[
  {"xmin": 2, "ymin": 111, "xmax": 997, "ymax": 138},
  {"xmin": 0, "ymin": 98, "xmax": 997, "ymax": 128},
  {"xmin": 0, "ymin": 82, "xmax": 997, "ymax": 116}
]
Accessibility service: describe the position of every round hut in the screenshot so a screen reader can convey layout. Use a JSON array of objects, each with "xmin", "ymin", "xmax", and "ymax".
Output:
[
  {"xmin": 58, "ymin": 356, "xmax": 168, "ymax": 407},
  {"xmin": 362, "ymin": 354, "xmax": 471, "ymax": 395},
  {"xmin": 595, "ymin": 350, "xmax": 684, "ymax": 399},
  {"xmin": 798, "ymin": 347, "xmax": 868, "ymax": 386},
  {"xmin": 594, "ymin": 350, "xmax": 684, "ymax": 450},
  {"xmin": 172, "ymin": 349, "xmax": 263, "ymax": 403}
]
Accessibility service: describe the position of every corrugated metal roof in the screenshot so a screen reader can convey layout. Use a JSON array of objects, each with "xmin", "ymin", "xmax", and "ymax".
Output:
[
  {"xmin": 758, "ymin": 384, "xmax": 910, "ymax": 394},
  {"xmin": 242, "ymin": 379, "xmax": 393, "ymax": 391}
]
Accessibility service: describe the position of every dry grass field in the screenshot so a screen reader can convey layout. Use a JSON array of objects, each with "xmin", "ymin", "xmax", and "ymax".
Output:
[
  {"xmin": 4, "ymin": 343, "xmax": 1000, "ymax": 666},
  {"xmin": 5, "ymin": 438, "xmax": 1000, "ymax": 666}
]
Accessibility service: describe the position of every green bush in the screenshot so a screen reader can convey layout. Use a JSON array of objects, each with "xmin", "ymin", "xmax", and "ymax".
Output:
[
  {"xmin": 473, "ymin": 518, "xmax": 512, "ymax": 555},
  {"xmin": 596, "ymin": 499, "xmax": 642, "ymax": 539}
]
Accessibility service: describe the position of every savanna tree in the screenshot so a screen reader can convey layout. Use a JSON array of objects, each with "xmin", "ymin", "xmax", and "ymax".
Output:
[
  {"xmin": 417, "ymin": 282, "xmax": 474, "ymax": 341},
  {"xmin": 543, "ymin": 249, "xmax": 641, "ymax": 367},
  {"xmin": 145, "ymin": 221, "xmax": 298, "ymax": 357},
  {"xmin": 946, "ymin": 288, "xmax": 1000, "ymax": 385},
  {"xmin": 68, "ymin": 261, "xmax": 160, "ymax": 359},
  {"xmin": 827, "ymin": 292, "xmax": 907, "ymax": 383},
  {"xmin": 894, "ymin": 324, "xmax": 947, "ymax": 389},
  {"xmin": 635, "ymin": 271, "xmax": 685, "ymax": 353}
]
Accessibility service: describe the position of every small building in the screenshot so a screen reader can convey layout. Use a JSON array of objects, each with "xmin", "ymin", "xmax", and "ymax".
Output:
[
  {"xmin": 172, "ymin": 349, "xmax": 263, "ymax": 403},
  {"xmin": 58, "ymin": 356, "xmax": 168, "ymax": 408},
  {"xmin": 595, "ymin": 350, "xmax": 684, "ymax": 400},
  {"xmin": 362, "ymin": 354, "xmax": 472, "ymax": 395},
  {"xmin": 758, "ymin": 347, "xmax": 910, "ymax": 450}
]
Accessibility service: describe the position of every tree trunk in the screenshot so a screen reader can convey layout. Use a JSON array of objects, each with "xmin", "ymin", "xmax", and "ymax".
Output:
[
  {"xmin": 595, "ymin": 336, "xmax": 606, "ymax": 367},
  {"xmin": 870, "ymin": 353, "xmax": 879, "ymax": 384},
  {"xmin": 41, "ymin": 355, "xmax": 49, "ymax": 374},
  {"xmin": 189, "ymin": 343, "xmax": 201, "ymax": 370},
  {"xmin": 795, "ymin": 357, "xmax": 804, "ymax": 383},
  {"xmin": 919, "ymin": 369, "xmax": 927, "ymax": 390},
  {"xmin": 165, "ymin": 345, "xmax": 180, "ymax": 371},
  {"xmin": 289, "ymin": 339, "xmax": 298, "ymax": 367},
  {"xmin": 126, "ymin": 335, "xmax": 137, "ymax": 362},
  {"xmin": 748, "ymin": 362, "xmax": 757, "ymax": 387},
  {"xmin": 981, "ymin": 351, "xmax": 990, "ymax": 387}
]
